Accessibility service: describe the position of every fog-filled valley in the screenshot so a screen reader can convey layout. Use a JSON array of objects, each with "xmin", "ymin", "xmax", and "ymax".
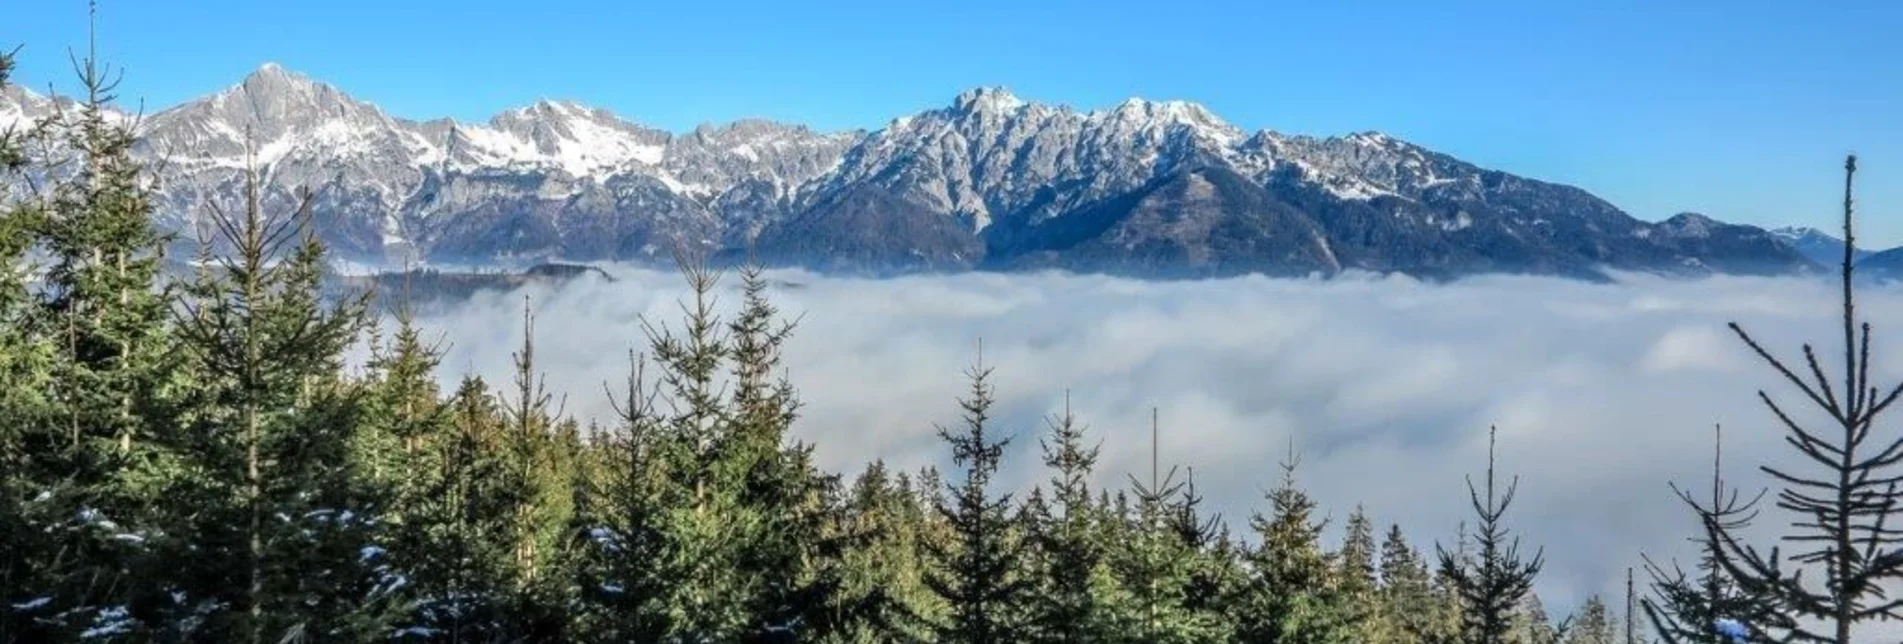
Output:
[
  {"xmin": 10, "ymin": 2, "xmax": 1903, "ymax": 639},
  {"xmin": 392, "ymin": 265, "xmax": 1903, "ymax": 622}
]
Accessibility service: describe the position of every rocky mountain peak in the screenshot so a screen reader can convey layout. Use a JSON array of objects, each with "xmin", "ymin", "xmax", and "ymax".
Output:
[
  {"xmin": 230, "ymin": 61, "xmax": 370, "ymax": 117},
  {"xmin": 951, "ymin": 86, "xmax": 1026, "ymax": 115},
  {"xmin": 1657, "ymin": 213, "xmax": 1725, "ymax": 239},
  {"xmin": 1105, "ymin": 97, "xmax": 1222, "ymax": 125},
  {"xmin": 157, "ymin": 62, "xmax": 393, "ymax": 152},
  {"xmin": 244, "ymin": 61, "xmax": 300, "ymax": 85},
  {"xmin": 0, "ymin": 64, "xmax": 1815, "ymax": 280},
  {"xmin": 1769, "ymin": 224, "xmax": 1868, "ymax": 266},
  {"xmin": 0, "ymin": 83, "xmax": 49, "ymax": 129}
]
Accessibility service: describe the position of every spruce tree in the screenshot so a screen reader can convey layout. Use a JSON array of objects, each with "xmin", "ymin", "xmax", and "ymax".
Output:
[
  {"xmin": 496, "ymin": 295, "xmax": 577, "ymax": 636},
  {"xmin": 1436, "ymin": 426, "xmax": 1546, "ymax": 644},
  {"xmin": 1113, "ymin": 408, "xmax": 1227, "ymax": 643},
  {"xmin": 826, "ymin": 461, "xmax": 935, "ymax": 642},
  {"xmin": 168, "ymin": 158, "xmax": 394, "ymax": 641},
  {"xmin": 1232, "ymin": 443, "xmax": 1352, "ymax": 644},
  {"xmin": 1377, "ymin": 523, "xmax": 1443, "ymax": 643},
  {"xmin": 925, "ymin": 343, "xmax": 1030, "ymax": 644},
  {"xmin": 7, "ymin": 18, "xmax": 178, "ymax": 637},
  {"xmin": 1641, "ymin": 425, "xmax": 1789, "ymax": 643},
  {"xmin": 572, "ymin": 347, "xmax": 675, "ymax": 641},
  {"xmin": 1338, "ymin": 505, "xmax": 1380, "ymax": 639},
  {"xmin": 1701, "ymin": 156, "xmax": 1903, "ymax": 643},
  {"xmin": 358, "ymin": 278, "xmax": 448, "ymax": 493},
  {"xmin": 638, "ymin": 259, "xmax": 760, "ymax": 639},
  {"xmin": 1024, "ymin": 392, "xmax": 1114, "ymax": 642},
  {"xmin": 0, "ymin": 44, "xmax": 74, "ymax": 643},
  {"xmin": 1170, "ymin": 468, "xmax": 1241, "ymax": 635},
  {"xmin": 911, "ymin": 464, "xmax": 956, "ymax": 628},
  {"xmin": 401, "ymin": 375, "xmax": 530, "ymax": 639},
  {"xmin": 1513, "ymin": 593, "xmax": 1563, "ymax": 644},
  {"xmin": 1565, "ymin": 596, "xmax": 1619, "ymax": 644},
  {"xmin": 575, "ymin": 258, "xmax": 848, "ymax": 641},
  {"xmin": 1430, "ymin": 525, "xmax": 1473, "ymax": 644},
  {"xmin": 723, "ymin": 263, "xmax": 851, "ymax": 640}
]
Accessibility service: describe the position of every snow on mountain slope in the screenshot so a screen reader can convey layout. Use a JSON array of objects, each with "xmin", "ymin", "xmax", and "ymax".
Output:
[
  {"xmin": 1769, "ymin": 225, "xmax": 1870, "ymax": 268},
  {"xmin": 0, "ymin": 64, "xmax": 1814, "ymax": 280}
]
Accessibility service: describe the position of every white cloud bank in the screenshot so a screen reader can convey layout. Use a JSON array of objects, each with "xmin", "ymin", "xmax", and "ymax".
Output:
[{"xmin": 399, "ymin": 266, "xmax": 1903, "ymax": 625}]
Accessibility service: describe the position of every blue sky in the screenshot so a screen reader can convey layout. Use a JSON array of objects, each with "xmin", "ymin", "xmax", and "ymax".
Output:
[{"xmin": 11, "ymin": 0, "xmax": 1903, "ymax": 245}]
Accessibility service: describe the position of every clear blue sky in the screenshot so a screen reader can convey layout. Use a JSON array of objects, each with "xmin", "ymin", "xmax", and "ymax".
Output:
[{"xmin": 11, "ymin": 0, "xmax": 1903, "ymax": 245}]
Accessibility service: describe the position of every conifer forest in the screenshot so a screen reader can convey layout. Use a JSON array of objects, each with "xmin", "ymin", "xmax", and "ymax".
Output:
[{"xmin": 5, "ymin": 23, "xmax": 1903, "ymax": 644}]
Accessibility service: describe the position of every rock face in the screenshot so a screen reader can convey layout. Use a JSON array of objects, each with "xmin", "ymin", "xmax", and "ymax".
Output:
[{"xmin": 0, "ymin": 65, "xmax": 1818, "ymax": 280}]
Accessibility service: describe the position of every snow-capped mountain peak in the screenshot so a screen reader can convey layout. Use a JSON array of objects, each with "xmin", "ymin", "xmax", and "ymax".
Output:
[
  {"xmin": 951, "ymin": 86, "xmax": 1027, "ymax": 115},
  {"xmin": 1767, "ymin": 225, "xmax": 1868, "ymax": 266},
  {"xmin": 0, "ymin": 63, "xmax": 1815, "ymax": 279},
  {"xmin": 1089, "ymin": 96, "xmax": 1243, "ymax": 147},
  {"xmin": 1770, "ymin": 225, "xmax": 1828, "ymax": 240},
  {"xmin": 474, "ymin": 98, "xmax": 670, "ymax": 175}
]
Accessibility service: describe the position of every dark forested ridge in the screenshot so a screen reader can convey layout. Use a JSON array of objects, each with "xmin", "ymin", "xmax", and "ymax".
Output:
[{"xmin": 3, "ymin": 35, "xmax": 1901, "ymax": 644}]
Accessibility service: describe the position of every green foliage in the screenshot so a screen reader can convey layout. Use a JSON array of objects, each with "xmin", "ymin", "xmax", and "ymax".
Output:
[
  {"xmin": 925, "ymin": 347, "xmax": 1032, "ymax": 644},
  {"xmin": 400, "ymin": 375, "xmax": 535, "ymax": 639},
  {"xmin": 2, "ymin": 36, "xmax": 181, "ymax": 640},
  {"xmin": 1337, "ymin": 505, "xmax": 1379, "ymax": 639},
  {"xmin": 1513, "ymin": 593, "xmax": 1563, "ymax": 644},
  {"xmin": 569, "ymin": 260, "xmax": 853, "ymax": 642},
  {"xmin": 1102, "ymin": 412, "xmax": 1232, "ymax": 643},
  {"xmin": 1563, "ymin": 596, "xmax": 1619, "ymax": 644},
  {"xmin": 3, "ymin": 29, "xmax": 1870, "ymax": 644},
  {"xmin": 1436, "ymin": 427, "xmax": 1547, "ymax": 644},
  {"xmin": 826, "ymin": 461, "xmax": 938, "ymax": 643},
  {"xmin": 1229, "ymin": 447, "xmax": 1355, "ymax": 644},
  {"xmin": 1021, "ymin": 395, "xmax": 1118, "ymax": 643},
  {"xmin": 165, "ymin": 164, "xmax": 395, "ymax": 640},
  {"xmin": 1375, "ymin": 522, "xmax": 1458, "ymax": 643},
  {"xmin": 1641, "ymin": 426, "xmax": 1789, "ymax": 644}
]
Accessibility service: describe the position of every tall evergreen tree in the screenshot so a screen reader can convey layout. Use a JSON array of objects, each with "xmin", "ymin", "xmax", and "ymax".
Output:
[
  {"xmin": 1338, "ymin": 505, "xmax": 1381, "ymax": 639},
  {"xmin": 495, "ymin": 295, "xmax": 578, "ymax": 637},
  {"xmin": 638, "ymin": 259, "xmax": 761, "ymax": 639},
  {"xmin": 723, "ymin": 263, "xmax": 853, "ymax": 640},
  {"xmin": 0, "ymin": 43, "xmax": 75, "ymax": 643},
  {"xmin": 1172, "ymin": 468, "xmax": 1239, "ymax": 622},
  {"xmin": 358, "ymin": 278, "xmax": 448, "ymax": 493},
  {"xmin": 1232, "ymin": 443, "xmax": 1352, "ymax": 644},
  {"xmin": 34, "ymin": 9, "xmax": 175, "ymax": 463},
  {"xmin": 1024, "ymin": 392, "xmax": 1115, "ymax": 643},
  {"xmin": 826, "ymin": 461, "xmax": 936, "ymax": 643},
  {"xmin": 1565, "ymin": 596, "xmax": 1620, "ymax": 644},
  {"xmin": 925, "ymin": 343, "xmax": 1030, "ymax": 644},
  {"xmin": 1437, "ymin": 426, "xmax": 1547, "ymax": 644},
  {"xmin": 5, "ymin": 16, "xmax": 179, "ymax": 637},
  {"xmin": 572, "ymin": 347, "xmax": 675, "ymax": 641},
  {"xmin": 1642, "ymin": 425, "xmax": 1789, "ymax": 643},
  {"xmin": 1701, "ymin": 156, "xmax": 1903, "ymax": 644},
  {"xmin": 1377, "ymin": 523, "xmax": 1445, "ymax": 643},
  {"xmin": 574, "ymin": 258, "xmax": 849, "ymax": 641},
  {"xmin": 1113, "ymin": 408, "xmax": 1227, "ymax": 643},
  {"xmin": 400, "ymin": 375, "xmax": 531, "ymax": 639},
  {"xmin": 168, "ymin": 156, "xmax": 393, "ymax": 641}
]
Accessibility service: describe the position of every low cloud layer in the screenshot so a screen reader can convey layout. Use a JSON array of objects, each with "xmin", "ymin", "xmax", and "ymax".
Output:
[{"xmin": 398, "ymin": 266, "xmax": 1903, "ymax": 620}]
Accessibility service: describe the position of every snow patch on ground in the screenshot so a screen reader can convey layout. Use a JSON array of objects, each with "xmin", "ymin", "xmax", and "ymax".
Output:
[{"xmin": 81, "ymin": 606, "xmax": 131, "ymax": 639}]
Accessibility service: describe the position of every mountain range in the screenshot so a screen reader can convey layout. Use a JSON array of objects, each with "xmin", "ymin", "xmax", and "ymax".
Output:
[
  {"xmin": 1769, "ymin": 226, "xmax": 1869, "ymax": 266},
  {"xmin": 0, "ymin": 64, "xmax": 1832, "ymax": 280}
]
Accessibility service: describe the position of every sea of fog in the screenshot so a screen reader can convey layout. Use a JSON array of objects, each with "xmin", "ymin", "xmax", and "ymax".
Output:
[{"xmin": 361, "ymin": 265, "xmax": 1903, "ymax": 621}]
